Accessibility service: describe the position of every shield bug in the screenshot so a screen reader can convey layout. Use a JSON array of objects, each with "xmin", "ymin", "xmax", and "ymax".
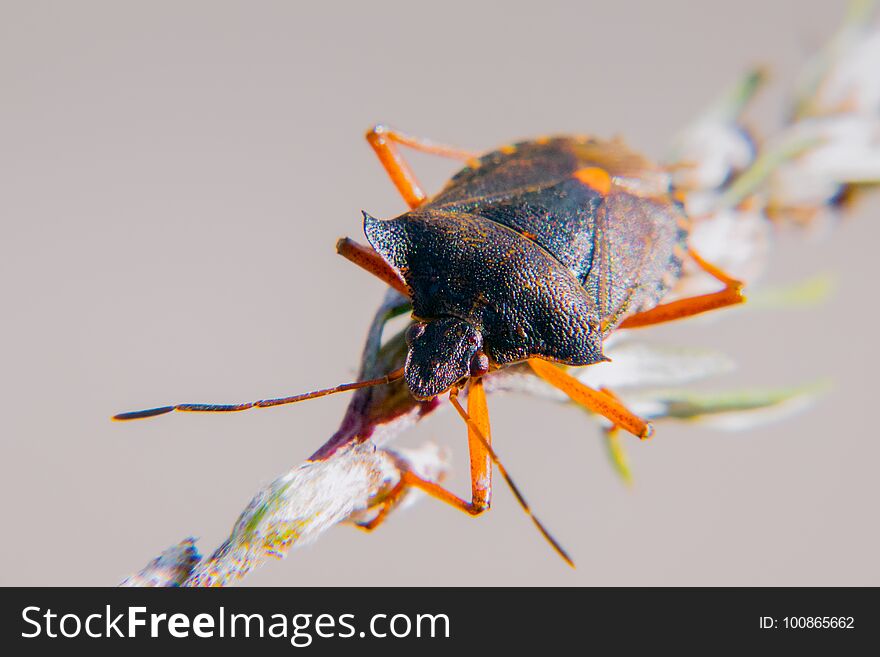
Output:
[{"xmin": 115, "ymin": 124, "xmax": 745, "ymax": 564}]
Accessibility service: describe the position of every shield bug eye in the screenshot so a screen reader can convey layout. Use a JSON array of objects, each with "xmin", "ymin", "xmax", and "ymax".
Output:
[
  {"xmin": 405, "ymin": 322, "xmax": 426, "ymax": 346},
  {"xmin": 469, "ymin": 351, "xmax": 490, "ymax": 377}
]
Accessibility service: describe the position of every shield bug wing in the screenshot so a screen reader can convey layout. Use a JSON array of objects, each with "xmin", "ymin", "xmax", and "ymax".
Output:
[
  {"xmin": 429, "ymin": 139, "xmax": 579, "ymax": 207},
  {"xmin": 427, "ymin": 136, "xmax": 689, "ymax": 334},
  {"xmin": 438, "ymin": 176, "xmax": 604, "ymax": 284},
  {"xmin": 586, "ymin": 192, "xmax": 688, "ymax": 334},
  {"xmin": 568, "ymin": 137, "xmax": 674, "ymax": 198}
]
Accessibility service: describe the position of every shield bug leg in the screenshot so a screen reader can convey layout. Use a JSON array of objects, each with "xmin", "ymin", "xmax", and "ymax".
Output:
[
  {"xmin": 351, "ymin": 477, "xmax": 409, "ymax": 532},
  {"xmin": 447, "ymin": 386, "xmax": 574, "ymax": 567},
  {"xmin": 527, "ymin": 358, "xmax": 654, "ymax": 440},
  {"xmin": 370, "ymin": 383, "xmax": 493, "ymax": 517},
  {"xmin": 336, "ymin": 236, "xmax": 410, "ymax": 297},
  {"xmin": 465, "ymin": 377, "xmax": 492, "ymax": 510},
  {"xmin": 376, "ymin": 382, "xmax": 572, "ymax": 565},
  {"xmin": 352, "ymin": 378, "xmax": 492, "ymax": 533},
  {"xmin": 400, "ymin": 462, "xmax": 576, "ymax": 566},
  {"xmin": 618, "ymin": 247, "xmax": 746, "ymax": 329},
  {"xmin": 366, "ymin": 124, "xmax": 477, "ymax": 209}
]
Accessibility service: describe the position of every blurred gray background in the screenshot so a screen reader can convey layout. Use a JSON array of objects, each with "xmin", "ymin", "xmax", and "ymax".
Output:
[{"xmin": 2, "ymin": 0, "xmax": 877, "ymax": 586}]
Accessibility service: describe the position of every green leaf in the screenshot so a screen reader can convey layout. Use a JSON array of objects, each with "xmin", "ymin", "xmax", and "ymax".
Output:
[{"xmin": 650, "ymin": 380, "xmax": 832, "ymax": 430}]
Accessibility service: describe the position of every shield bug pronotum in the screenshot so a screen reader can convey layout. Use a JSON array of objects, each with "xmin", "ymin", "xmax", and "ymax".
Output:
[{"xmin": 115, "ymin": 124, "xmax": 745, "ymax": 564}]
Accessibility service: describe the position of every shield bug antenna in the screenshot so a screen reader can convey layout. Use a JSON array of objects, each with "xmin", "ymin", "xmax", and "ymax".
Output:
[{"xmin": 112, "ymin": 367, "xmax": 405, "ymax": 421}]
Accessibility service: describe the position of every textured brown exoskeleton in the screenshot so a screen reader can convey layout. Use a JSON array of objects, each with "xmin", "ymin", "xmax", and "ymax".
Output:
[{"xmin": 115, "ymin": 125, "xmax": 745, "ymax": 564}]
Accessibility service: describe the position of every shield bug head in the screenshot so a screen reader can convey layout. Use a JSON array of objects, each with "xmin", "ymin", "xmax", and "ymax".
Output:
[{"xmin": 404, "ymin": 317, "xmax": 486, "ymax": 399}]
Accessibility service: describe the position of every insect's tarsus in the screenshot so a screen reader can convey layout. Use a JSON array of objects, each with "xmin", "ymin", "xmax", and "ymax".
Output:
[{"xmin": 112, "ymin": 367, "xmax": 405, "ymax": 421}]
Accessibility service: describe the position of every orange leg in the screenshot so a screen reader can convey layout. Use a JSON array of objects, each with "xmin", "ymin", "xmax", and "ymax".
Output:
[
  {"xmin": 399, "ymin": 381, "xmax": 494, "ymax": 517},
  {"xmin": 528, "ymin": 358, "xmax": 654, "ymax": 440},
  {"xmin": 351, "ymin": 379, "xmax": 573, "ymax": 566},
  {"xmin": 352, "ymin": 477, "xmax": 409, "ymax": 532},
  {"xmin": 443, "ymin": 386, "xmax": 574, "ymax": 564},
  {"xmin": 366, "ymin": 124, "xmax": 477, "ymax": 210},
  {"xmin": 618, "ymin": 247, "xmax": 746, "ymax": 329},
  {"xmin": 355, "ymin": 466, "xmax": 483, "ymax": 532},
  {"xmin": 336, "ymin": 236, "xmax": 410, "ymax": 297},
  {"xmin": 466, "ymin": 377, "xmax": 492, "ymax": 510},
  {"xmin": 351, "ymin": 378, "xmax": 492, "ymax": 533}
]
